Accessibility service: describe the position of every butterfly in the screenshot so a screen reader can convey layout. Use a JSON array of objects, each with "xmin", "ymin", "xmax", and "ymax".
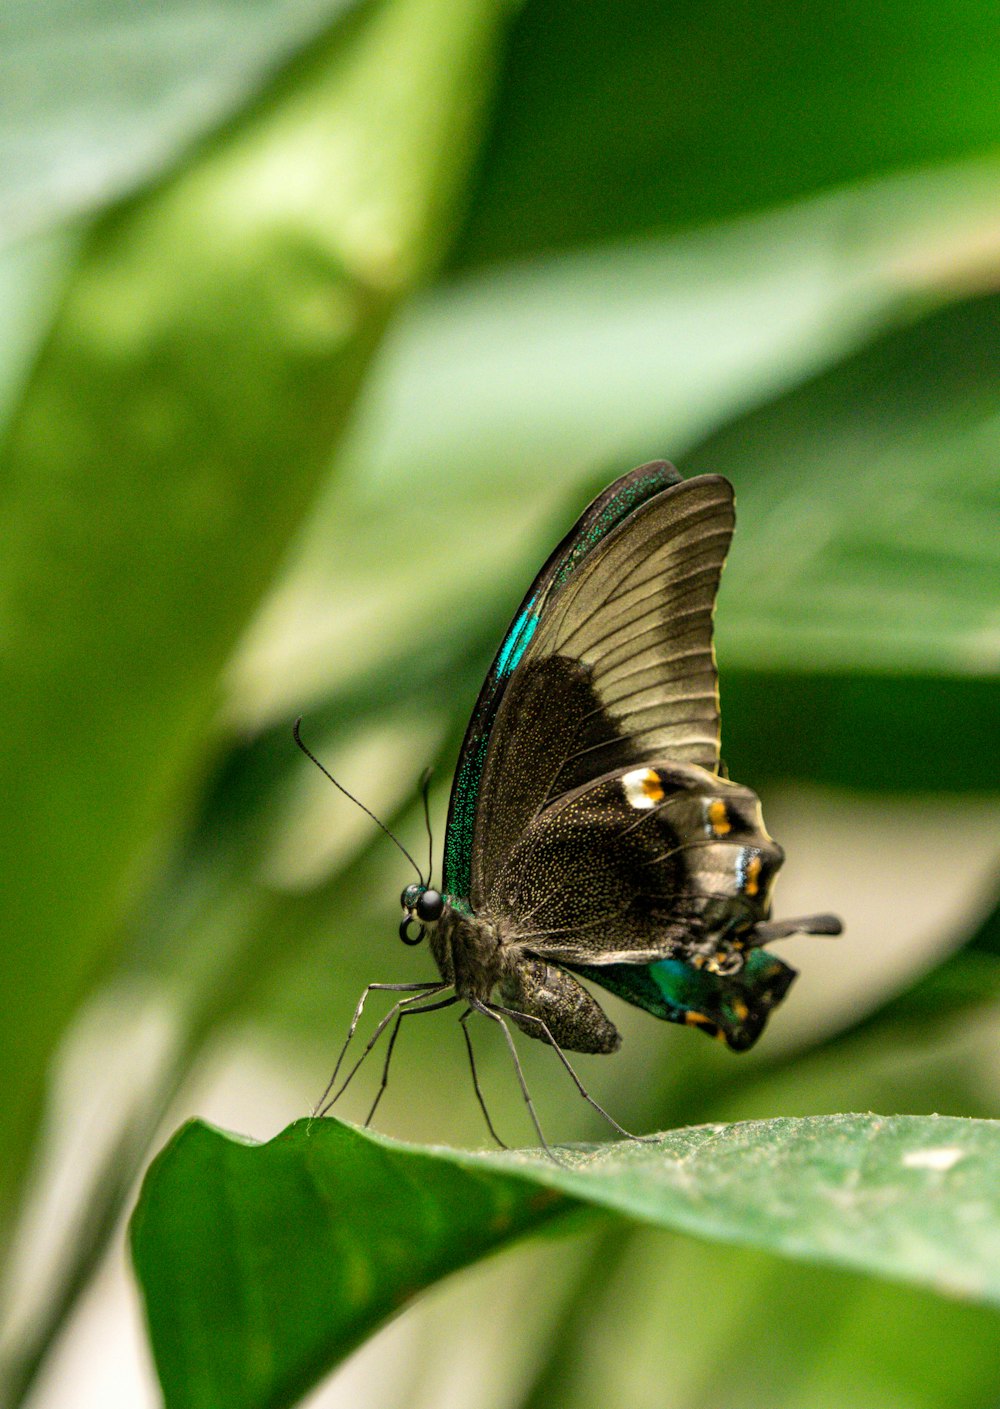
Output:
[{"xmin": 304, "ymin": 461, "xmax": 841, "ymax": 1148}]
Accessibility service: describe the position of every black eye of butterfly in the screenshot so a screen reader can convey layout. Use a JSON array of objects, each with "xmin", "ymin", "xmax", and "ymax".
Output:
[{"xmin": 415, "ymin": 888, "xmax": 444, "ymax": 923}]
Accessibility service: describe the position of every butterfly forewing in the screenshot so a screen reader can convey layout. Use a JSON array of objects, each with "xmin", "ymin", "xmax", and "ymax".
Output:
[
  {"xmin": 470, "ymin": 475, "xmax": 735, "ymax": 907},
  {"xmin": 538, "ymin": 477, "xmax": 733, "ymax": 766},
  {"xmin": 442, "ymin": 460, "xmax": 684, "ymax": 903}
]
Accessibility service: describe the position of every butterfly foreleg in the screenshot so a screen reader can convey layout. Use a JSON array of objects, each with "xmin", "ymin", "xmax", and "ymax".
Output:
[
  {"xmin": 314, "ymin": 981, "xmax": 447, "ymax": 1118},
  {"xmin": 363, "ymin": 992, "xmax": 459, "ymax": 1127}
]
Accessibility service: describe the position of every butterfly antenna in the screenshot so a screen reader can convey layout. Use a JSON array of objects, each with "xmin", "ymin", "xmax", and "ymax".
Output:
[
  {"xmin": 420, "ymin": 767, "xmax": 434, "ymax": 886},
  {"xmin": 293, "ymin": 718, "xmax": 425, "ymax": 883}
]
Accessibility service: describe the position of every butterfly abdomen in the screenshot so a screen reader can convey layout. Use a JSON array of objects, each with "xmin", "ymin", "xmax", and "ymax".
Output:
[{"xmin": 498, "ymin": 957, "xmax": 621, "ymax": 1054}]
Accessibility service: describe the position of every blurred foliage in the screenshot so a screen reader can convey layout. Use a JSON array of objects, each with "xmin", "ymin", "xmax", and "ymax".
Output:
[
  {"xmin": 0, "ymin": 0, "xmax": 998, "ymax": 1407},
  {"xmin": 454, "ymin": 0, "xmax": 1000, "ymax": 263},
  {"xmin": 0, "ymin": 0, "xmax": 366, "ymax": 245}
]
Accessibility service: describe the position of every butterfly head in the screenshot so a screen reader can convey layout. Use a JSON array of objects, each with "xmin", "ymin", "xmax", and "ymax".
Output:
[{"xmin": 399, "ymin": 883, "xmax": 446, "ymax": 945}]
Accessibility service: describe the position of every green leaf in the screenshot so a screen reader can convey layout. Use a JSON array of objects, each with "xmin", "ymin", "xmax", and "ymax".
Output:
[
  {"xmin": 132, "ymin": 1113, "xmax": 1000, "ymax": 1409},
  {"xmin": 0, "ymin": 233, "xmax": 78, "ymax": 436},
  {"xmin": 703, "ymin": 291, "xmax": 1000, "ymax": 791},
  {"xmin": 0, "ymin": 0, "xmax": 364, "ymax": 245},
  {"xmin": 711, "ymin": 292, "xmax": 1000, "ymax": 678},
  {"xmin": 0, "ymin": 0, "xmax": 503, "ymax": 1259},
  {"xmin": 131, "ymin": 1118, "xmax": 569, "ymax": 1409},
  {"xmin": 455, "ymin": 0, "xmax": 1000, "ymax": 265},
  {"xmin": 335, "ymin": 160, "xmax": 1000, "ymax": 508},
  {"xmin": 228, "ymin": 281, "xmax": 1000, "ymax": 795}
]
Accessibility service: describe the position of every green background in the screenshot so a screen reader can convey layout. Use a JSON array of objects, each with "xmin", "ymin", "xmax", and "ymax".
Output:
[{"xmin": 0, "ymin": 1, "xmax": 998, "ymax": 1406}]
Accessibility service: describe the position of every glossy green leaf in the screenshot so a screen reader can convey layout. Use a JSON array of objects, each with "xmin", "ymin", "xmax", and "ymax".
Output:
[
  {"xmin": 455, "ymin": 0, "xmax": 1000, "ymax": 265},
  {"xmin": 229, "ymin": 277, "xmax": 1000, "ymax": 792},
  {"xmin": 0, "ymin": 233, "xmax": 77, "ymax": 437},
  {"xmin": 711, "ymin": 293, "xmax": 1000, "ymax": 677},
  {"xmin": 331, "ymin": 159, "xmax": 1000, "ymax": 518},
  {"xmin": 706, "ymin": 291, "xmax": 1000, "ymax": 790},
  {"xmin": 0, "ymin": 0, "xmax": 503, "ymax": 1259},
  {"xmin": 0, "ymin": 0, "xmax": 364, "ymax": 246},
  {"xmin": 132, "ymin": 1113, "xmax": 1000, "ymax": 1409}
]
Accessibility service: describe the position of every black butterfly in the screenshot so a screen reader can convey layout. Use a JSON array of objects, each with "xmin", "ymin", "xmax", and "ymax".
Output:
[{"xmin": 305, "ymin": 462, "xmax": 840, "ymax": 1148}]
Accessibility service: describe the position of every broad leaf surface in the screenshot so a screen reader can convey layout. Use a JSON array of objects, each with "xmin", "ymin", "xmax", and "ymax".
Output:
[
  {"xmin": 132, "ymin": 1113, "xmax": 1000, "ymax": 1409},
  {"xmin": 455, "ymin": 0, "xmax": 1000, "ymax": 265},
  {"xmin": 706, "ymin": 291, "xmax": 1000, "ymax": 791},
  {"xmin": 0, "ymin": 0, "xmax": 363, "ymax": 246},
  {"xmin": 229, "ymin": 278, "xmax": 1000, "ymax": 789},
  {"xmin": 710, "ymin": 293, "xmax": 1000, "ymax": 680}
]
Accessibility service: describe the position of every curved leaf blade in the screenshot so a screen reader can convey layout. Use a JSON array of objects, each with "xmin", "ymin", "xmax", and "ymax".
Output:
[
  {"xmin": 710, "ymin": 292, "xmax": 1000, "ymax": 680},
  {"xmin": 132, "ymin": 1113, "xmax": 1000, "ymax": 1409},
  {"xmin": 456, "ymin": 0, "xmax": 1000, "ymax": 265},
  {"xmin": 131, "ymin": 1119, "xmax": 568, "ymax": 1409},
  {"xmin": 0, "ymin": 0, "xmax": 364, "ymax": 246}
]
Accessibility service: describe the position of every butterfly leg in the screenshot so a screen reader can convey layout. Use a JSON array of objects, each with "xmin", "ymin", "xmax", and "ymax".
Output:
[
  {"xmin": 363, "ymin": 992, "xmax": 459, "ymax": 1127},
  {"xmin": 487, "ymin": 1000, "xmax": 653, "ymax": 1144},
  {"xmin": 315, "ymin": 983, "xmax": 448, "ymax": 1118},
  {"xmin": 469, "ymin": 1000, "xmax": 564, "ymax": 1164},
  {"xmin": 313, "ymin": 980, "xmax": 444, "ymax": 1117},
  {"xmin": 459, "ymin": 1008, "xmax": 508, "ymax": 1150}
]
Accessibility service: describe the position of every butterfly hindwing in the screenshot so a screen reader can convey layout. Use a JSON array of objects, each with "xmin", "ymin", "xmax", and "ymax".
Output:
[
  {"xmin": 484, "ymin": 756, "xmax": 793, "ymax": 1051},
  {"xmin": 487, "ymin": 760, "xmax": 783, "ymax": 966},
  {"xmin": 568, "ymin": 950, "xmax": 796, "ymax": 1052}
]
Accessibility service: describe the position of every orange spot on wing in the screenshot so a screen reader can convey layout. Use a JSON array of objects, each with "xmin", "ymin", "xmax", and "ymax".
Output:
[
  {"xmin": 745, "ymin": 855, "xmax": 762, "ymax": 896},
  {"xmin": 684, "ymin": 1012, "xmax": 718, "ymax": 1036},
  {"xmin": 641, "ymin": 770, "xmax": 664, "ymax": 802},
  {"xmin": 708, "ymin": 799, "xmax": 731, "ymax": 836},
  {"xmin": 622, "ymin": 767, "xmax": 665, "ymax": 809}
]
